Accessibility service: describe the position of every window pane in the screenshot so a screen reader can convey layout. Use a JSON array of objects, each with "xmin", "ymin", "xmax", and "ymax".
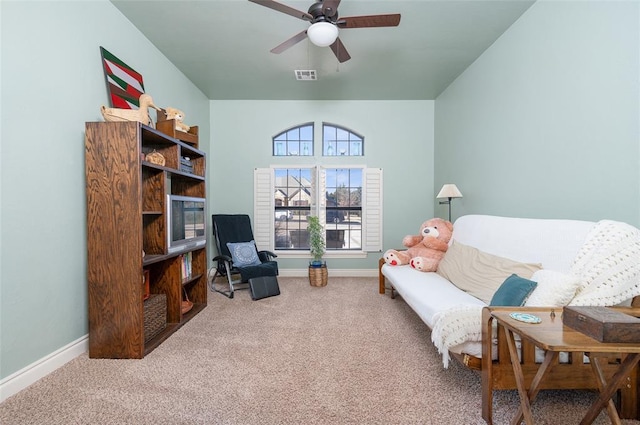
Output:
[
  {"xmin": 350, "ymin": 141, "xmax": 362, "ymax": 156},
  {"xmin": 286, "ymin": 128, "xmax": 298, "ymax": 140},
  {"xmin": 324, "ymin": 168, "xmax": 362, "ymax": 250},
  {"xmin": 323, "ymin": 125, "xmax": 334, "ymax": 140},
  {"xmin": 300, "ymin": 125, "xmax": 313, "ymax": 140},
  {"xmin": 301, "ymin": 141, "xmax": 312, "ymax": 156},
  {"xmin": 273, "ymin": 123, "xmax": 313, "ymax": 156},
  {"xmin": 286, "ymin": 141, "xmax": 299, "ymax": 156},
  {"xmin": 322, "ymin": 123, "xmax": 364, "ymax": 156},
  {"xmin": 274, "ymin": 168, "xmax": 312, "ymax": 250}
]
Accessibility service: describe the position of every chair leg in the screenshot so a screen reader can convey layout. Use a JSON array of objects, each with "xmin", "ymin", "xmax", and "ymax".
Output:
[
  {"xmin": 207, "ymin": 262, "xmax": 248, "ymax": 299},
  {"xmin": 207, "ymin": 265, "xmax": 235, "ymax": 298},
  {"xmin": 223, "ymin": 261, "xmax": 236, "ymax": 298}
]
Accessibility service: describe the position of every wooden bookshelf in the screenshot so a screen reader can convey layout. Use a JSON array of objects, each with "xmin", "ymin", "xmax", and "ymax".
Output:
[{"xmin": 85, "ymin": 121, "xmax": 207, "ymax": 358}]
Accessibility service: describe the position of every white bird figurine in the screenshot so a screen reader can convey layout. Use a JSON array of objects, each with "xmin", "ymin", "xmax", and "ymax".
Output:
[{"xmin": 101, "ymin": 94, "xmax": 160, "ymax": 126}]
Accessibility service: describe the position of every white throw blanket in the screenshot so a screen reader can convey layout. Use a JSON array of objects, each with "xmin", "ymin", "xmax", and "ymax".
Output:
[
  {"xmin": 569, "ymin": 220, "xmax": 640, "ymax": 306},
  {"xmin": 431, "ymin": 219, "xmax": 640, "ymax": 368},
  {"xmin": 431, "ymin": 304, "xmax": 484, "ymax": 368}
]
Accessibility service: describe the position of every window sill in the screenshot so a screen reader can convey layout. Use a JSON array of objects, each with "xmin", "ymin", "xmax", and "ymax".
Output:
[{"xmin": 274, "ymin": 250, "xmax": 368, "ymax": 260}]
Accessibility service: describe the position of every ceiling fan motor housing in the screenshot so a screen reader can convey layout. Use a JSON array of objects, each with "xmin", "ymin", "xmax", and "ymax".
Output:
[{"xmin": 308, "ymin": 1, "xmax": 338, "ymax": 23}]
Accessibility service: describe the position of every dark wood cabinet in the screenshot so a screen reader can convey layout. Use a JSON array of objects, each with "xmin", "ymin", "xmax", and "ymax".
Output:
[{"xmin": 85, "ymin": 121, "xmax": 207, "ymax": 358}]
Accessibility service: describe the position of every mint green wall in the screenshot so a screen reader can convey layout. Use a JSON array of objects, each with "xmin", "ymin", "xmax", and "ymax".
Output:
[
  {"xmin": 210, "ymin": 100, "xmax": 435, "ymax": 270},
  {"xmin": 435, "ymin": 1, "xmax": 640, "ymax": 226},
  {"xmin": 1, "ymin": 1, "xmax": 209, "ymax": 380}
]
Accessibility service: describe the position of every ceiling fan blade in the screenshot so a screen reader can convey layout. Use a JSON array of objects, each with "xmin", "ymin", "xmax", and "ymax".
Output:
[
  {"xmin": 248, "ymin": 0, "xmax": 313, "ymax": 21},
  {"xmin": 329, "ymin": 37, "xmax": 351, "ymax": 63},
  {"xmin": 337, "ymin": 14, "xmax": 401, "ymax": 29},
  {"xmin": 270, "ymin": 30, "xmax": 308, "ymax": 54},
  {"xmin": 322, "ymin": 0, "xmax": 341, "ymax": 18}
]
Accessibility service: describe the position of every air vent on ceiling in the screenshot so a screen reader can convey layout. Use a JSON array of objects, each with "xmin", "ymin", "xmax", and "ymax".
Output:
[{"xmin": 295, "ymin": 70, "xmax": 317, "ymax": 81}]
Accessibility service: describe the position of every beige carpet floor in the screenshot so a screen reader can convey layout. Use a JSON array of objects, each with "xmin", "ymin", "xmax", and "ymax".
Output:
[{"xmin": 1, "ymin": 277, "xmax": 638, "ymax": 424}]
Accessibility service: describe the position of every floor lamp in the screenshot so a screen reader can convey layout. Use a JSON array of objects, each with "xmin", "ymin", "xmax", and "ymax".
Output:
[{"xmin": 436, "ymin": 184, "xmax": 463, "ymax": 222}]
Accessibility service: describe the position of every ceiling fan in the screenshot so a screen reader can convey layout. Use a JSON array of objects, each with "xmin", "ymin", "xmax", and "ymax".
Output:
[{"xmin": 248, "ymin": 0, "xmax": 401, "ymax": 63}]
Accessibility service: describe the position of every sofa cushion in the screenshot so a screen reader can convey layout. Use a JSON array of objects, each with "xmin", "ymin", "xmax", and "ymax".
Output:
[
  {"xmin": 437, "ymin": 241, "xmax": 542, "ymax": 304},
  {"xmin": 490, "ymin": 274, "xmax": 537, "ymax": 306},
  {"xmin": 450, "ymin": 215, "xmax": 594, "ymax": 272},
  {"xmin": 381, "ymin": 264, "xmax": 485, "ymax": 328},
  {"xmin": 525, "ymin": 270, "xmax": 581, "ymax": 307}
]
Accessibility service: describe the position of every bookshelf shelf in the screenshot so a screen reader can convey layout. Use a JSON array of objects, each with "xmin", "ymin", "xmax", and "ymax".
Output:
[{"xmin": 182, "ymin": 273, "xmax": 203, "ymax": 286}]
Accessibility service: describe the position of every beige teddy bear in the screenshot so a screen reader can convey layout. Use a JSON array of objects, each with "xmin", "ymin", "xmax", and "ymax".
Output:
[{"xmin": 164, "ymin": 107, "xmax": 191, "ymax": 132}]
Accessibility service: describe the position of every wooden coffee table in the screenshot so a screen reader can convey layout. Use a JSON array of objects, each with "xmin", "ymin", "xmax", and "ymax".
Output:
[{"xmin": 491, "ymin": 308, "xmax": 640, "ymax": 425}]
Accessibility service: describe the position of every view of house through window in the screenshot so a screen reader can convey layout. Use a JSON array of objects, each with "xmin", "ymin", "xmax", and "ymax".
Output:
[
  {"xmin": 274, "ymin": 168, "xmax": 312, "ymax": 249},
  {"xmin": 325, "ymin": 168, "xmax": 362, "ymax": 250},
  {"xmin": 273, "ymin": 167, "xmax": 363, "ymax": 251}
]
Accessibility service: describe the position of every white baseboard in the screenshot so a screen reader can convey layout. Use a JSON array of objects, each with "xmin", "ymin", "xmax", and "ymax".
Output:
[
  {"xmin": 278, "ymin": 268, "xmax": 379, "ymax": 277},
  {"xmin": 0, "ymin": 335, "xmax": 88, "ymax": 403}
]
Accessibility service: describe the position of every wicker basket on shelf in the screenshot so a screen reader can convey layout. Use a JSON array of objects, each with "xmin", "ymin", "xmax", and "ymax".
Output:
[
  {"xmin": 144, "ymin": 294, "xmax": 167, "ymax": 343},
  {"xmin": 308, "ymin": 264, "xmax": 328, "ymax": 287}
]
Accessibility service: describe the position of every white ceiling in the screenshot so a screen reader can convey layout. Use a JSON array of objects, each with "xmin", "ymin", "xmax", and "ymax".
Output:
[{"xmin": 111, "ymin": 0, "xmax": 535, "ymax": 100}]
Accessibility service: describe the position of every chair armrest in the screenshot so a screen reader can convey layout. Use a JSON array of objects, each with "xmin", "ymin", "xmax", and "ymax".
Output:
[
  {"xmin": 258, "ymin": 250, "xmax": 278, "ymax": 261},
  {"xmin": 213, "ymin": 254, "xmax": 233, "ymax": 263}
]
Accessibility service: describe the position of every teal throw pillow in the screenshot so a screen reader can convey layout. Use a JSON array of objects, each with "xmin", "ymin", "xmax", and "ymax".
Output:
[
  {"xmin": 227, "ymin": 241, "xmax": 261, "ymax": 267},
  {"xmin": 489, "ymin": 274, "xmax": 538, "ymax": 306}
]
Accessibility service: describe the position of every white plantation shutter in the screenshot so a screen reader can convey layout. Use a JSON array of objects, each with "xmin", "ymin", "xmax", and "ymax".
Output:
[
  {"xmin": 316, "ymin": 166, "xmax": 326, "ymax": 223},
  {"xmin": 363, "ymin": 168, "xmax": 383, "ymax": 252},
  {"xmin": 253, "ymin": 168, "xmax": 273, "ymax": 251}
]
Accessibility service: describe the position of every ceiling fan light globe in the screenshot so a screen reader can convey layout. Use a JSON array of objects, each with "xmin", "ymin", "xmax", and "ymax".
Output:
[{"xmin": 307, "ymin": 22, "xmax": 338, "ymax": 47}]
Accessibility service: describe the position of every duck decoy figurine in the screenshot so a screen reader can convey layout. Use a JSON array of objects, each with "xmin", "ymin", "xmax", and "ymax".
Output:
[{"xmin": 101, "ymin": 94, "xmax": 161, "ymax": 126}]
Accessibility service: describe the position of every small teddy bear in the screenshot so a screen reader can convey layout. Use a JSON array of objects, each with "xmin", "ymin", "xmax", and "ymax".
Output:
[
  {"xmin": 383, "ymin": 217, "xmax": 453, "ymax": 272},
  {"xmin": 164, "ymin": 107, "xmax": 191, "ymax": 132}
]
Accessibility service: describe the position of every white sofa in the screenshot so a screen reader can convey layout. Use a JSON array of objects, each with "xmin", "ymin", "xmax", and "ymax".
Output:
[
  {"xmin": 378, "ymin": 214, "xmax": 640, "ymax": 423},
  {"xmin": 381, "ymin": 215, "xmax": 594, "ymax": 356}
]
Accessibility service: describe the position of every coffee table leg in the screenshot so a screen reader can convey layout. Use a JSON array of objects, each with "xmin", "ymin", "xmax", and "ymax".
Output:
[
  {"xmin": 580, "ymin": 353, "xmax": 640, "ymax": 425},
  {"xmin": 512, "ymin": 350, "xmax": 559, "ymax": 424},
  {"xmin": 505, "ymin": 328, "xmax": 535, "ymax": 425},
  {"xmin": 589, "ymin": 355, "xmax": 622, "ymax": 425}
]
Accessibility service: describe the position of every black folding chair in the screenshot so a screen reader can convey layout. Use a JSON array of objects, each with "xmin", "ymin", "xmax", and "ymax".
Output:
[{"xmin": 208, "ymin": 214, "xmax": 278, "ymax": 298}]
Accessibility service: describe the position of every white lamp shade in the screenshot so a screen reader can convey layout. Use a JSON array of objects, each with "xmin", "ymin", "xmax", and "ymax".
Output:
[
  {"xmin": 436, "ymin": 184, "xmax": 463, "ymax": 199},
  {"xmin": 307, "ymin": 22, "xmax": 339, "ymax": 47}
]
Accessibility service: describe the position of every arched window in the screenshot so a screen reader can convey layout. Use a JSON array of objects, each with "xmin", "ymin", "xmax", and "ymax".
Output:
[
  {"xmin": 256, "ymin": 122, "xmax": 382, "ymax": 257},
  {"xmin": 273, "ymin": 123, "xmax": 314, "ymax": 156},
  {"xmin": 323, "ymin": 123, "xmax": 364, "ymax": 156}
]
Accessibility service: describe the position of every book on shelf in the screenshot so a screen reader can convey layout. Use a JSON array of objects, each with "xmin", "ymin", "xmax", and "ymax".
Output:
[{"xmin": 181, "ymin": 252, "xmax": 192, "ymax": 280}]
